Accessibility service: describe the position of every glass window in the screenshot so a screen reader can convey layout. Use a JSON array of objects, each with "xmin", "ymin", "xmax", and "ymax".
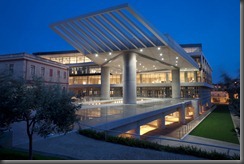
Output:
[
  {"xmin": 110, "ymin": 75, "xmax": 121, "ymax": 84},
  {"xmin": 57, "ymin": 70, "xmax": 60, "ymax": 78},
  {"xmin": 89, "ymin": 67, "xmax": 101, "ymax": 74},
  {"xmin": 70, "ymin": 57, "xmax": 76, "ymax": 64},
  {"xmin": 84, "ymin": 56, "xmax": 91, "ymax": 62},
  {"xmin": 77, "ymin": 56, "xmax": 84, "ymax": 63},
  {"xmin": 31, "ymin": 65, "xmax": 35, "ymax": 76},
  {"xmin": 88, "ymin": 76, "xmax": 101, "ymax": 84},
  {"xmin": 187, "ymin": 72, "xmax": 194, "ymax": 82},
  {"xmin": 63, "ymin": 57, "xmax": 70, "ymax": 64},
  {"xmin": 69, "ymin": 77, "xmax": 74, "ymax": 84},
  {"xmin": 41, "ymin": 67, "xmax": 45, "ymax": 77},
  {"xmin": 50, "ymin": 69, "xmax": 53, "ymax": 77},
  {"xmin": 180, "ymin": 72, "xmax": 185, "ymax": 82}
]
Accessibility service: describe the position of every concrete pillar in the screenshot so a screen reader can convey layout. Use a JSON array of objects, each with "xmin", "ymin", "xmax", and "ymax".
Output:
[
  {"xmin": 101, "ymin": 66, "xmax": 110, "ymax": 100},
  {"xmin": 123, "ymin": 52, "xmax": 137, "ymax": 104},
  {"xmin": 191, "ymin": 99, "xmax": 199, "ymax": 119},
  {"xmin": 128, "ymin": 126, "xmax": 140, "ymax": 139},
  {"xmin": 157, "ymin": 115, "xmax": 166, "ymax": 129},
  {"xmin": 166, "ymin": 72, "xmax": 169, "ymax": 82},
  {"xmin": 172, "ymin": 69, "xmax": 180, "ymax": 98},
  {"xmin": 179, "ymin": 103, "xmax": 186, "ymax": 124}
]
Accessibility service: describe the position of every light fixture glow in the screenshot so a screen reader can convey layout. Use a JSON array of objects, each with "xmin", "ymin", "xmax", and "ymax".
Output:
[
  {"xmin": 176, "ymin": 57, "xmax": 179, "ymax": 59},
  {"xmin": 157, "ymin": 47, "xmax": 161, "ymax": 50},
  {"xmin": 105, "ymin": 58, "xmax": 107, "ymax": 61},
  {"xmin": 140, "ymin": 49, "xmax": 143, "ymax": 52},
  {"xmin": 161, "ymin": 58, "xmax": 164, "ymax": 60},
  {"xmin": 109, "ymin": 52, "xmax": 112, "ymax": 55},
  {"xmin": 160, "ymin": 53, "xmax": 163, "ymax": 56},
  {"xmin": 95, "ymin": 54, "xmax": 98, "ymax": 57}
]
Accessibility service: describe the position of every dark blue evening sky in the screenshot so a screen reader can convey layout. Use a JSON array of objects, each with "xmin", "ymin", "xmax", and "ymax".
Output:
[{"xmin": 0, "ymin": 0, "xmax": 240, "ymax": 83}]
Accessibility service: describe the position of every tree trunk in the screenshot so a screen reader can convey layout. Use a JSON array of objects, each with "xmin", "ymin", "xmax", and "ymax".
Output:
[
  {"xmin": 28, "ymin": 134, "xmax": 33, "ymax": 160},
  {"xmin": 26, "ymin": 119, "xmax": 33, "ymax": 160}
]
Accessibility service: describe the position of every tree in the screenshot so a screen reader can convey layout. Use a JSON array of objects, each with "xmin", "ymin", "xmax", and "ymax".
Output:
[
  {"xmin": 220, "ymin": 71, "xmax": 240, "ymax": 116},
  {"xmin": 0, "ymin": 75, "xmax": 78, "ymax": 159}
]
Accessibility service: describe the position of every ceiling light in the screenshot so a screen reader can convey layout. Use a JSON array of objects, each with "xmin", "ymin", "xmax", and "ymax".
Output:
[
  {"xmin": 140, "ymin": 49, "xmax": 143, "ymax": 52},
  {"xmin": 105, "ymin": 58, "xmax": 107, "ymax": 61},
  {"xmin": 109, "ymin": 52, "xmax": 112, "ymax": 55},
  {"xmin": 157, "ymin": 47, "xmax": 161, "ymax": 50},
  {"xmin": 175, "ymin": 64, "xmax": 178, "ymax": 66},
  {"xmin": 161, "ymin": 58, "xmax": 164, "ymax": 60},
  {"xmin": 160, "ymin": 53, "xmax": 163, "ymax": 56},
  {"xmin": 95, "ymin": 54, "xmax": 98, "ymax": 57},
  {"xmin": 176, "ymin": 61, "xmax": 178, "ymax": 63},
  {"xmin": 176, "ymin": 57, "xmax": 178, "ymax": 59}
]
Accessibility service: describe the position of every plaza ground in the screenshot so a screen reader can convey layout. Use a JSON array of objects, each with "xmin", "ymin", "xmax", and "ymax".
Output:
[{"xmin": 5, "ymin": 100, "xmax": 240, "ymax": 160}]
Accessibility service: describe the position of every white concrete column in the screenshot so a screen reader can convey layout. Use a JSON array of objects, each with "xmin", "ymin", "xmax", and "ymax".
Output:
[
  {"xmin": 123, "ymin": 52, "xmax": 137, "ymax": 104},
  {"xmin": 179, "ymin": 103, "xmax": 186, "ymax": 124},
  {"xmin": 191, "ymin": 99, "xmax": 199, "ymax": 119},
  {"xmin": 127, "ymin": 128, "xmax": 140, "ymax": 139},
  {"xmin": 101, "ymin": 66, "xmax": 110, "ymax": 100},
  {"xmin": 157, "ymin": 115, "xmax": 166, "ymax": 129},
  {"xmin": 172, "ymin": 69, "xmax": 180, "ymax": 98}
]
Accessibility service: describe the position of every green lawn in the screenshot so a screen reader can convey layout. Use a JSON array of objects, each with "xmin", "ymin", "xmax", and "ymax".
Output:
[
  {"xmin": 0, "ymin": 147, "xmax": 66, "ymax": 160},
  {"xmin": 190, "ymin": 105, "xmax": 239, "ymax": 144}
]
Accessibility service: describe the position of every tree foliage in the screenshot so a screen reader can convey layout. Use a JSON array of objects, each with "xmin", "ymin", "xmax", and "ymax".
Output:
[{"xmin": 0, "ymin": 74, "xmax": 79, "ymax": 159}]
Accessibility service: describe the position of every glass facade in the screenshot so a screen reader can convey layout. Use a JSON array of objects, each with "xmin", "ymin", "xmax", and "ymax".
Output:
[
  {"xmin": 42, "ymin": 55, "xmax": 92, "ymax": 64},
  {"xmin": 37, "ymin": 44, "xmax": 212, "ymax": 102}
]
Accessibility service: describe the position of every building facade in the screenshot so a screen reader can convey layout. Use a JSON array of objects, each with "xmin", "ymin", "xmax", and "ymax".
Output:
[
  {"xmin": 34, "ymin": 43, "xmax": 213, "ymax": 111},
  {"xmin": 0, "ymin": 53, "xmax": 69, "ymax": 90}
]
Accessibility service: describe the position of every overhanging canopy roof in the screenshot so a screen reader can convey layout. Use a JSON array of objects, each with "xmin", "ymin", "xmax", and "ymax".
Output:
[{"xmin": 50, "ymin": 3, "xmax": 199, "ymax": 72}]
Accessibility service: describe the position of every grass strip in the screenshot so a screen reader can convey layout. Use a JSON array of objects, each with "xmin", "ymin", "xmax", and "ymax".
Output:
[{"xmin": 190, "ymin": 105, "xmax": 239, "ymax": 144}]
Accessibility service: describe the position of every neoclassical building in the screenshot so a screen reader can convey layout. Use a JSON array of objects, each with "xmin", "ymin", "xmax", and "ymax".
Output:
[{"xmin": 0, "ymin": 53, "xmax": 69, "ymax": 90}]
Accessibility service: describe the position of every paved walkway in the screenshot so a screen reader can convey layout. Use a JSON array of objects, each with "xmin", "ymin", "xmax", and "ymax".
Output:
[{"xmin": 13, "ymin": 131, "xmax": 206, "ymax": 160}]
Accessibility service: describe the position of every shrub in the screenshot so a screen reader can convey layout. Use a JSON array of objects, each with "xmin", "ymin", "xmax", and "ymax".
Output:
[{"xmin": 78, "ymin": 129, "xmax": 240, "ymax": 160}]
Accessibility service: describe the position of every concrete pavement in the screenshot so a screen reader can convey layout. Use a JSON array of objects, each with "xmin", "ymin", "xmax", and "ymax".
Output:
[{"xmin": 13, "ymin": 131, "xmax": 206, "ymax": 160}]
